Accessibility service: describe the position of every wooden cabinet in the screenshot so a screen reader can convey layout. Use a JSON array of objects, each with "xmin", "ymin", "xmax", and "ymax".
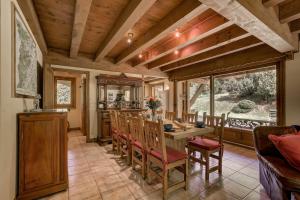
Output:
[
  {"xmin": 97, "ymin": 110, "xmax": 112, "ymax": 144},
  {"xmin": 17, "ymin": 110, "xmax": 68, "ymax": 200}
]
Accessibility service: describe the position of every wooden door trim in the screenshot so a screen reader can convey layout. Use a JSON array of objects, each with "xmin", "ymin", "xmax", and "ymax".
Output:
[{"xmin": 51, "ymin": 67, "xmax": 91, "ymax": 142}]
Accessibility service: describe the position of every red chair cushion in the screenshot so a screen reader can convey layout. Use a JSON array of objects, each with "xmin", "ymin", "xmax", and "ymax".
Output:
[
  {"xmin": 268, "ymin": 134, "xmax": 300, "ymax": 171},
  {"xmin": 150, "ymin": 147, "xmax": 187, "ymax": 164},
  {"xmin": 188, "ymin": 138, "xmax": 220, "ymax": 150}
]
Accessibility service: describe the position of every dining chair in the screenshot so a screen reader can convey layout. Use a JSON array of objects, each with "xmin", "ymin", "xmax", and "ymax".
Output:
[
  {"xmin": 118, "ymin": 112, "xmax": 131, "ymax": 165},
  {"xmin": 182, "ymin": 111, "xmax": 198, "ymax": 124},
  {"xmin": 155, "ymin": 109, "xmax": 164, "ymax": 119},
  {"xmin": 165, "ymin": 111, "xmax": 176, "ymax": 121},
  {"xmin": 129, "ymin": 115, "xmax": 147, "ymax": 178},
  {"xmin": 144, "ymin": 120, "xmax": 188, "ymax": 200},
  {"xmin": 109, "ymin": 110, "xmax": 120, "ymax": 154},
  {"xmin": 187, "ymin": 112, "xmax": 225, "ymax": 181}
]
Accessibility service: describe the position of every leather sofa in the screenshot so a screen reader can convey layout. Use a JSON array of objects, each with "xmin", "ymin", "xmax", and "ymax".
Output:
[{"xmin": 253, "ymin": 126, "xmax": 300, "ymax": 200}]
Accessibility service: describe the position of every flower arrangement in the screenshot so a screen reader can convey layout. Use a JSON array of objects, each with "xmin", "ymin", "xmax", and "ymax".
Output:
[{"xmin": 146, "ymin": 97, "xmax": 161, "ymax": 112}]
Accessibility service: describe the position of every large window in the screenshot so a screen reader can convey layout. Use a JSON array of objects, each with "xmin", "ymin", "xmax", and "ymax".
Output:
[
  {"xmin": 186, "ymin": 67, "xmax": 279, "ymax": 129},
  {"xmin": 214, "ymin": 67, "xmax": 277, "ymax": 128},
  {"xmin": 55, "ymin": 77, "xmax": 76, "ymax": 108},
  {"xmin": 188, "ymin": 77, "xmax": 210, "ymax": 120}
]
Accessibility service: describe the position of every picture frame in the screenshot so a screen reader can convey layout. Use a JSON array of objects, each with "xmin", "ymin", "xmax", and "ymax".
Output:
[{"xmin": 12, "ymin": 4, "xmax": 37, "ymax": 98}]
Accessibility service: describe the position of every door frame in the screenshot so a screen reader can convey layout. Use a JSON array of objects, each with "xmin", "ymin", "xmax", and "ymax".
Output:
[{"xmin": 51, "ymin": 67, "xmax": 91, "ymax": 142}]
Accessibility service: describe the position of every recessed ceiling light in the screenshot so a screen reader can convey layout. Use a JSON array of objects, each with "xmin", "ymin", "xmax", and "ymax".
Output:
[
  {"xmin": 175, "ymin": 29, "xmax": 181, "ymax": 38},
  {"xmin": 127, "ymin": 33, "xmax": 133, "ymax": 44},
  {"xmin": 174, "ymin": 50, "xmax": 179, "ymax": 55},
  {"xmin": 138, "ymin": 53, "xmax": 143, "ymax": 58}
]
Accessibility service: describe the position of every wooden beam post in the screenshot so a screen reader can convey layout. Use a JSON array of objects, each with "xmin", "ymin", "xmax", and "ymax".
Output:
[
  {"xmin": 131, "ymin": 12, "xmax": 233, "ymax": 67},
  {"xmin": 94, "ymin": 0, "xmax": 156, "ymax": 61},
  {"xmin": 160, "ymin": 36, "xmax": 263, "ymax": 72},
  {"xmin": 17, "ymin": 0, "xmax": 47, "ymax": 55},
  {"xmin": 148, "ymin": 25, "xmax": 250, "ymax": 69},
  {"xmin": 168, "ymin": 44, "xmax": 285, "ymax": 80},
  {"xmin": 279, "ymin": 0, "xmax": 300, "ymax": 23},
  {"xmin": 70, "ymin": 0, "xmax": 93, "ymax": 58},
  {"xmin": 262, "ymin": 0, "xmax": 286, "ymax": 7},
  {"xmin": 115, "ymin": 0, "xmax": 208, "ymax": 64},
  {"xmin": 199, "ymin": 0, "xmax": 298, "ymax": 53}
]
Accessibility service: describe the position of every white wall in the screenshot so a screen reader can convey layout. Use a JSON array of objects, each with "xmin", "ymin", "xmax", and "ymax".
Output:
[
  {"xmin": 286, "ymin": 51, "xmax": 300, "ymax": 125},
  {"xmin": 0, "ymin": 0, "xmax": 43, "ymax": 199}
]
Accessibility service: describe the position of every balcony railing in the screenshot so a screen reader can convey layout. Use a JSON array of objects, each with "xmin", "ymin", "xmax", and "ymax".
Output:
[{"xmin": 226, "ymin": 117, "xmax": 276, "ymax": 130}]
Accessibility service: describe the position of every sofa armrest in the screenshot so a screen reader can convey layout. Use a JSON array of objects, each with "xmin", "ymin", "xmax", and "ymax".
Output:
[{"xmin": 253, "ymin": 126, "xmax": 296, "ymax": 156}]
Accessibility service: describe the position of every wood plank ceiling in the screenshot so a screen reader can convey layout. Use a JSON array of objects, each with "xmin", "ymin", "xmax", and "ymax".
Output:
[{"xmin": 18, "ymin": 0, "xmax": 300, "ymax": 78}]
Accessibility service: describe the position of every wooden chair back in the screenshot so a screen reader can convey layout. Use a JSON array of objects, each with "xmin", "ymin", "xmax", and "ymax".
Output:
[
  {"xmin": 109, "ymin": 110, "xmax": 118, "ymax": 131},
  {"xmin": 203, "ymin": 112, "xmax": 225, "ymax": 144},
  {"xmin": 129, "ymin": 116, "xmax": 145, "ymax": 147},
  {"xmin": 182, "ymin": 111, "xmax": 198, "ymax": 124},
  {"xmin": 118, "ymin": 112, "xmax": 129, "ymax": 134},
  {"xmin": 165, "ymin": 111, "xmax": 176, "ymax": 121},
  {"xmin": 144, "ymin": 120, "xmax": 167, "ymax": 161}
]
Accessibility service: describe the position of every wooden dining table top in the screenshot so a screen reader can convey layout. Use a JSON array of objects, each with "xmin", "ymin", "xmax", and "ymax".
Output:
[{"xmin": 163, "ymin": 120, "xmax": 215, "ymax": 140}]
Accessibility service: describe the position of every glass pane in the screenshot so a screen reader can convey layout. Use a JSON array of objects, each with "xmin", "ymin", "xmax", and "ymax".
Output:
[
  {"xmin": 154, "ymin": 85, "xmax": 164, "ymax": 99},
  {"xmin": 188, "ymin": 77, "xmax": 210, "ymax": 120},
  {"xmin": 214, "ymin": 67, "xmax": 277, "ymax": 129},
  {"xmin": 57, "ymin": 80, "xmax": 72, "ymax": 105}
]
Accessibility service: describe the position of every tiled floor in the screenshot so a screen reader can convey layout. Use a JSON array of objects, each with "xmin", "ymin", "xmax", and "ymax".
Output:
[{"xmin": 43, "ymin": 130, "xmax": 270, "ymax": 200}]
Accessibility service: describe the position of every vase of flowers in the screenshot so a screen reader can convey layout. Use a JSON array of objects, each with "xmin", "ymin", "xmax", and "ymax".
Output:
[{"xmin": 145, "ymin": 97, "xmax": 161, "ymax": 120}]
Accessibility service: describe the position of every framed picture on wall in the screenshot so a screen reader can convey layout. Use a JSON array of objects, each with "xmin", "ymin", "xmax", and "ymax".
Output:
[{"xmin": 12, "ymin": 4, "xmax": 37, "ymax": 98}]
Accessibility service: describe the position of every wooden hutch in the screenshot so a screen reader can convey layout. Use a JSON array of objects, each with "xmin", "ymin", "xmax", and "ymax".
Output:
[{"xmin": 96, "ymin": 73, "xmax": 145, "ymax": 144}]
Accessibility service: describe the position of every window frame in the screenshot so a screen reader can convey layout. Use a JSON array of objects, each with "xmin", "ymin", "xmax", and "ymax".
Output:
[
  {"xmin": 54, "ymin": 76, "xmax": 76, "ymax": 109},
  {"xmin": 182, "ymin": 61, "xmax": 285, "ymax": 128}
]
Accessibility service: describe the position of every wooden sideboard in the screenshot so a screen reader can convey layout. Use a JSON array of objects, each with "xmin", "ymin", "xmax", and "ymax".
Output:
[{"xmin": 17, "ymin": 110, "xmax": 68, "ymax": 200}]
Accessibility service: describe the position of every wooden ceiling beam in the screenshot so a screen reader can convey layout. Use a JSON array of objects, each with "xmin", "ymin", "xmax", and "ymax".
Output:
[
  {"xmin": 17, "ymin": 0, "xmax": 47, "ymax": 55},
  {"xmin": 199, "ymin": 0, "xmax": 298, "ymax": 52},
  {"xmin": 131, "ymin": 13, "xmax": 233, "ymax": 67},
  {"xmin": 168, "ymin": 44, "xmax": 285, "ymax": 81},
  {"xmin": 70, "ymin": 0, "xmax": 93, "ymax": 58},
  {"xmin": 94, "ymin": 0, "xmax": 156, "ymax": 62},
  {"xmin": 148, "ymin": 25, "xmax": 250, "ymax": 69},
  {"xmin": 262, "ymin": 0, "xmax": 286, "ymax": 7},
  {"xmin": 290, "ymin": 19, "xmax": 300, "ymax": 34},
  {"xmin": 161, "ymin": 36, "xmax": 263, "ymax": 72},
  {"xmin": 115, "ymin": 0, "xmax": 208, "ymax": 64},
  {"xmin": 45, "ymin": 50, "xmax": 167, "ymax": 78},
  {"xmin": 279, "ymin": 0, "xmax": 300, "ymax": 23}
]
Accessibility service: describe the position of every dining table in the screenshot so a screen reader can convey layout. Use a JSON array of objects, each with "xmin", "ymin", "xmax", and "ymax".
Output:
[{"xmin": 163, "ymin": 120, "xmax": 215, "ymax": 152}]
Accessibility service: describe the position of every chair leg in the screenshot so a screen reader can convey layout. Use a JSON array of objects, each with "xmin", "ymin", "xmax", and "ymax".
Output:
[
  {"xmin": 187, "ymin": 146, "xmax": 191, "ymax": 170},
  {"xmin": 218, "ymin": 149, "xmax": 223, "ymax": 174},
  {"xmin": 184, "ymin": 159, "xmax": 188, "ymax": 190},
  {"xmin": 205, "ymin": 153, "xmax": 210, "ymax": 181},
  {"xmin": 142, "ymin": 153, "xmax": 146, "ymax": 179},
  {"xmin": 147, "ymin": 158, "xmax": 152, "ymax": 184},
  {"xmin": 163, "ymin": 168, "xmax": 168, "ymax": 200},
  {"xmin": 132, "ymin": 148, "xmax": 135, "ymax": 170}
]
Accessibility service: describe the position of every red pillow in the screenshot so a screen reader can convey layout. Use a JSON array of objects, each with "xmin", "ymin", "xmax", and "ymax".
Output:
[{"xmin": 268, "ymin": 134, "xmax": 300, "ymax": 171}]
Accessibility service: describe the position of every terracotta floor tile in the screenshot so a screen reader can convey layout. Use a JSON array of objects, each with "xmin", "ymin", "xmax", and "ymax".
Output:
[
  {"xmin": 69, "ymin": 181, "xmax": 101, "ymax": 200},
  {"xmin": 228, "ymin": 172, "xmax": 260, "ymax": 190},
  {"xmin": 243, "ymin": 190, "xmax": 271, "ymax": 200},
  {"xmin": 101, "ymin": 186, "xmax": 135, "ymax": 200}
]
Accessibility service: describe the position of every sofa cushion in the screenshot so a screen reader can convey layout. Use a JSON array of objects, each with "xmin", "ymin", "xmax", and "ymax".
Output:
[{"xmin": 268, "ymin": 134, "xmax": 300, "ymax": 171}]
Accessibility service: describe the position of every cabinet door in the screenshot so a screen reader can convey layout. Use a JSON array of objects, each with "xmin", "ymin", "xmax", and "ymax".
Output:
[
  {"xmin": 19, "ymin": 117, "xmax": 60, "ymax": 192},
  {"xmin": 102, "ymin": 119, "xmax": 111, "ymax": 138}
]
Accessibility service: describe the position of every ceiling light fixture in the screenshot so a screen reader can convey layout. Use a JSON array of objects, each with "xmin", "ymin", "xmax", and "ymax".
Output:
[
  {"xmin": 174, "ymin": 50, "xmax": 179, "ymax": 55},
  {"xmin": 127, "ymin": 33, "xmax": 133, "ymax": 44},
  {"xmin": 138, "ymin": 53, "xmax": 143, "ymax": 59},
  {"xmin": 175, "ymin": 29, "xmax": 181, "ymax": 38}
]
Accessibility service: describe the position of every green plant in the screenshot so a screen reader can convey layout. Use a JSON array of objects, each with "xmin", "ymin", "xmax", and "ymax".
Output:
[{"xmin": 231, "ymin": 99, "xmax": 256, "ymax": 113}]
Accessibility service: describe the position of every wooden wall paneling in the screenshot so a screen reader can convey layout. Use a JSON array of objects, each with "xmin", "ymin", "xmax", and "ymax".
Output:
[
  {"xmin": 43, "ymin": 63, "xmax": 54, "ymax": 109},
  {"xmin": 199, "ymin": 0, "xmax": 297, "ymax": 52},
  {"xmin": 276, "ymin": 60, "xmax": 286, "ymax": 126},
  {"xmin": 17, "ymin": 0, "xmax": 47, "ymax": 55},
  {"xmin": 115, "ymin": 0, "xmax": 208, "ymax": 64},
  {"xmin": 70, "ymin": 0, "xmax": 93, "ymax": 58},
  {"xmin": 94, "ymin": 0, "xmax": 156, "ymax": 61},
  {"xmin": 168, "ymin": 44, "xmax": 285, "ymax": 81},
  {"xmin": 279, "ymin": 0, "xmax": 300, "ymax": 23},
  {"xmin": 148, "ymin": 25, "xmax": 250, "ymax": 69},
  {"xmin": 132, "ymin": 11, "xmax": 233, "ymax": 67},
  {"xmin": 161, "ymin": 36, "xmax": 263, "ymax": 72}
]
